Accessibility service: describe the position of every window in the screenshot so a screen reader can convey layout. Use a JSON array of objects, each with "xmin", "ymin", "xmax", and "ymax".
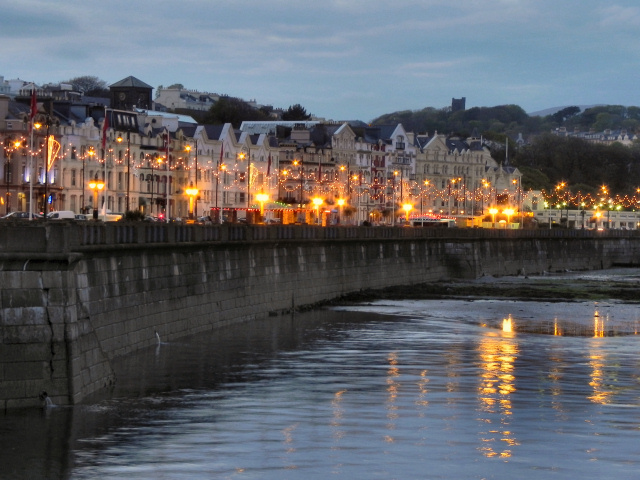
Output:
[{"xmin": 71, "ymin": 169, "xmax": 76, "ymax": 186}]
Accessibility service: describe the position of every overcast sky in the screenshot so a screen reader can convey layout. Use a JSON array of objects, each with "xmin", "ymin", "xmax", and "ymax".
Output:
[{"xmin": 2, "ymin": 0, "xmax": 639, "ymax": 122}]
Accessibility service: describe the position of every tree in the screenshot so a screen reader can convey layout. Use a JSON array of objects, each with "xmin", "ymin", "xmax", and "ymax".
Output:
[
  {"xmin": 281, "ymin": 104, "xmax": 311, "ymax": 121},
  {"xmin": 551, "ymin": 106, "xmax": 581, "ymax": 124},
  {"xmin": 63, "ymin": 75, "xmax": 109, "ymax": 97},
  {"xmin": 202, "ymin": 96, "xmax": 270, "ymax": 127}
]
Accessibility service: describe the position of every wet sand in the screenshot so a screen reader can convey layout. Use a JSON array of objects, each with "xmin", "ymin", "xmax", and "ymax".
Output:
[{"xmin": 333, "ymin": 267, "xmax": 640, "ymax": 304}]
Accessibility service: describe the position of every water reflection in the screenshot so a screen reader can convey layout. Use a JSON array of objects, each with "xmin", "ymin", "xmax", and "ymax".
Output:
[
  {"xmin": 476, "ymin": 326, "xmax": 519, "ymax": 459},
  {"xmin": 385, "ymin": 352, "xmax": 399, "ymax": 443},
  {"xmin": 4, "ymin": 287, "xmax": 640, "ymax": 480},
  {"xmin": 588, "ymin": 343, "xmax": 613, "ymax": 405},
  {"xmin": 486, "ymin": 307, "xmax": 637, "ymax": 338}
]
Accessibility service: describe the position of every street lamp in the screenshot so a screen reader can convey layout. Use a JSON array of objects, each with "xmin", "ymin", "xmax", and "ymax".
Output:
[
  {"xmin": 403, "ymin": 203, "xmax": 412, "ymax": 224},
  {"xmin": 117, "ymin": 131, "xmax": 131, "ymax": 212},
  {"xmin": 392, "ymin": 170, "xmax": 399, "ymax": 225},
  {"xmin": 150, "ymin": 154, "xmax": 163, "ymax": 217},
  {"xmin": 89, "ymin": 175, "xmax": 105, "ymax": 220},
  {"xmin": 36, "ymin": 115, "xmax": 59, "ymax": 219},
  {"xmin": 489, "ymin": 207, "xmax": 498, "ymax": 227},
  {"xmin": 503, "ymin": 208, "xmax": 514, "ymax": 227},
  {"xmin": 185, "ymin": 181, "xmax": 198, "ymax": 220},
  {"xmin": 4, "ymin": 139, "xmax": 21, "ymax": 214},
  {"xmin": 293, "ymin": 159, "xmax": 304, "ymax": 205},
  {"xmin": 337, "ymin": 198, "xmax": 345, "ymax": 224},
  {"xmin": 256, "ymin": 192, "xmax": 269, "ymax": 222},
  {"xmin": 312, "ymin": 196, "xmax": 323, "ymax": 225},
  {"xmin": 186, "ymin": 141, "xmax": 199, "ymax": 217}
]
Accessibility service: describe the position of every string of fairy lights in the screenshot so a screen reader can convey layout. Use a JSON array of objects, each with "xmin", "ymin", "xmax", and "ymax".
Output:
[{"xmin": 6, "ymin": 133, "xmax": 640, "ymax": 212}]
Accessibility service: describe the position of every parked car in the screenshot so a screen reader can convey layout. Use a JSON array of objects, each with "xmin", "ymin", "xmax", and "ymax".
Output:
[
  {"xmin": 0, "ymin": 211, "xmax": 42, "ymax": 220},
  {"xmin": 102, "ymin": 212, "xmax": 123, "ymax": 222},
  {"xmin": 48, "ymin": 210, "xmax": 76, "ymax": 220},
  {"xmin": 75, "ymin": 214, "xmax": 88, "ymax": 221}
]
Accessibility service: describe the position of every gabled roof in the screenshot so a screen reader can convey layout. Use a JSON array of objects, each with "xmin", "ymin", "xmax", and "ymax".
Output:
[
  {"xmin": 202, "ymin": 124, "xmax": 226, "ymax": 141},
  {"xmin": 446, "ymin": 137, "xmax": 468, "ymax": 153},
  {"xmin": 109, "ymin": 76, "xmax": 153, "ymax": 89},
  {"xmin": 179, "ymin": 124, "xmax": 198, "ymax": 138}
]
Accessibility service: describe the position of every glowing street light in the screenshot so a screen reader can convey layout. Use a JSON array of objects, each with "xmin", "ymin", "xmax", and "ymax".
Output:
[
  {"xmin": 489, "ymin": 207, "xmax": 498, "ymax": 227},
  {"xmin": 503, "ymin": 208, "xmax": 514, "ymax": 226},
  {"xmin": 402, "ymin": 203, "xmax": 412, "ymax": 224},
  {"xmin": 256, "ymin": 192, "xmax": 269, "ymax": 221},
  {"xmin": 89, "ymin": 176, "xmax": 105, "ymax": 220},
  {"xmin": 185, "ymin": 182, "xmax": 198, "ymax": 220},
  {"xmin": 312, "ymin": 197, "xmax": 323, "ymax": 225},
  {"xmin": 337, "ymin": 198, "xmax": 345, "ymax": 224}
]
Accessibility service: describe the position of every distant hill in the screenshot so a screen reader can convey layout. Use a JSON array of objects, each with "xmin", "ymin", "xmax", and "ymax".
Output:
[{"xmin": 528, "ymin": 105, "xmax": 603, "ymax": 117}]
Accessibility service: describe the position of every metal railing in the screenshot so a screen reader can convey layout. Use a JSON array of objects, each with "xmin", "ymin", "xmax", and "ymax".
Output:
[{"xmin": 1, "ymin": 222, "xmax": 638, "ymax": 255}]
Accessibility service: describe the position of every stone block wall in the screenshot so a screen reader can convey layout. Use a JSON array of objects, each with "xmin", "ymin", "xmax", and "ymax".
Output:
[{"xmin": 1, "ymin": 224, "xmax": 639, "ymax": 409}]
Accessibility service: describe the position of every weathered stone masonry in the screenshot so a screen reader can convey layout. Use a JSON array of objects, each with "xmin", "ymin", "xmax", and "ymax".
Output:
[{"xmin": 1, "ymin": 223, "xmax": 638, "ymax": 410}]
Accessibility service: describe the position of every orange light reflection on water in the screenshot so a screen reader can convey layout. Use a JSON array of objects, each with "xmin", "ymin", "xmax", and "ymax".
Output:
[{"xmin": 476, "ymin": 328, "xmax": 520, "ymax": 459}]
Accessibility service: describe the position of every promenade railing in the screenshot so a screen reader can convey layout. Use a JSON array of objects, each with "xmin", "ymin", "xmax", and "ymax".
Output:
[{"xmin": 1, "ymin": 221, "xmax": 638, "ymax": 256}]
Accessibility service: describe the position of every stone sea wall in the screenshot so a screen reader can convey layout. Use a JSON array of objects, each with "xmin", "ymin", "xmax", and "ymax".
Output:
[{"xmin": 1, "ymin": 223, "xmax": 638, "ymax": 409}]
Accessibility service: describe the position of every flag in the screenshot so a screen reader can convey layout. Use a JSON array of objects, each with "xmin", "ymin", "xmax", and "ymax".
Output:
[
  {"xmin": 101, "ymin": 111, "xmax": 109, "ymax": 150},
  {"xmin": 266, "ymin": 153, "xmax": 271, "ymax": 177},
  {"xmin": 28, "ymin": 88, "xmax": 37, "ymax": 134}
]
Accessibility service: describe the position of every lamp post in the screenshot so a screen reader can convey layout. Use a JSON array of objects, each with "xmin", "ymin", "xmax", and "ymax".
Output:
[
  {"xmin": 504, "ymin": 208, "xmax": 514, "ymax": 227},
  {"xmin": 150, "ymin": 154, "xmax": 162, "ymax": 217},
  {"xmin": 41, "ymin": 116, "xmax": 53, "ymax": 219},
  {"xmin": 403, "ymin": 203, "xmax": 412, "ymax": 224},
  {"xmin": 392, "ymin": 170, "xmax": 399, "ymax": 225},
  {"xmin": 293, "ymin": 159, "xmax": 303, "ymax": 205},
  {"xmin": 117, "ymin": 131, "xmax": 131, "ymax": 212},
  {"xmin": 238, "ymin": 150, "xmax": 251, "ymax": 216},
  {"xmin": 256, "ymin": 192, "xmax": 269, "ymax": 223},
  {"xmin": 489, "ymin": 207, "xmax": 498, "ymax": 227},
  {"xmin": 293, "ymin": 158, "xmax": 304, "ymax": 222},
  {"xmin": 186, "ymin": 141, "xmax": 199, "ymax": 218},
  {"xmin": 448, "ymin": 178, "xmax": 455, "ymax": 216},
  {"xmin": 185, "ymin": 181, "xmax": 198, "ymax": 220},
  {"xmin": 215, "ymin": 161, "xmax": 226, "ymax": 224},
  {"xmin": 312, "ymin": 197, "xmax": 323, "ymax": 225},
  {"xmin": 337, "ymin": 198, "xmax": 345, "ymax": 224},
  {"xmin": 481, "ymin": 179, "xmax": 490, "ymax": 215},
  {"xmin": 4, "ymin": 139, "xmax": 21, "ymax": 215},
  {"xmin": 89, "ymin": 175, "xmax": 105, "ymax": 220}
]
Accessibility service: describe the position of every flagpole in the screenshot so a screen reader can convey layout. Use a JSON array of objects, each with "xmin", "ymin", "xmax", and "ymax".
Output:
[
  {"xmin": 101, "ymin": 108, "xmax": 109, "ymax": 220},
  {"xmin": 102, "ymin": 112, "xmax": 107, "ymax": 219},
  {"xmin": 28, "ymin": 88, "xmax": 36, "ymax": 220},
  {"xmin": 166, "ymin": 130, "xmax": 170, "ymax": 223},
  {"xmin": 29, "ymin": 127, "xmax": 34, "ymax": 220}
]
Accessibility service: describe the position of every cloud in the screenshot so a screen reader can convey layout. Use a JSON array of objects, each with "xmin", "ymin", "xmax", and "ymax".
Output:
[
  {"xmin": 598, "ymin": 5, "xmax": 640, "ymax": 28},
  {"xmin": 2, "ymin": 0, "xmax": 640, "ymax": 121}
]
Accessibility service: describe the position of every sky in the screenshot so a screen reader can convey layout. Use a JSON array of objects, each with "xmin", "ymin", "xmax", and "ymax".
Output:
[{"xmin": 2, "ymin": 0, "xmax": 640, "ymax": 122}]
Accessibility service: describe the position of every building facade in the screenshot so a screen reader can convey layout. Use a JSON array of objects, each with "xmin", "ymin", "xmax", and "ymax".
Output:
[{"xmin": 1, "ymin": 76, "xmax": 524, "ymax": 226}]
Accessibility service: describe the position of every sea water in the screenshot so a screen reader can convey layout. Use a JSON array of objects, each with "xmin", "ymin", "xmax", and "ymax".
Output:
[{"xmin": 1, "ymin": 272, "xmax": 639, "ymax": 479}]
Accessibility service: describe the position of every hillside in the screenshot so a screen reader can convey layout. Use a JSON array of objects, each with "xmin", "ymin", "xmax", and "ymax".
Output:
[{"xmin": 370, "ymin": 104, "xmax": 640, "ymax": 140}]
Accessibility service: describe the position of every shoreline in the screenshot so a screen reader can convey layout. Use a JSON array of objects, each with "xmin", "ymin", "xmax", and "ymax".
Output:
[{"xmin": 329, "ymin": 268, "xmax": 640, "ymax": 305}]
